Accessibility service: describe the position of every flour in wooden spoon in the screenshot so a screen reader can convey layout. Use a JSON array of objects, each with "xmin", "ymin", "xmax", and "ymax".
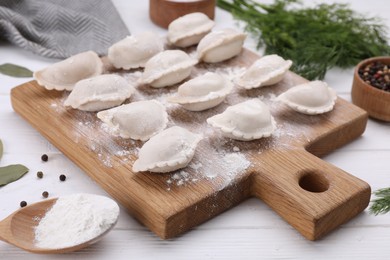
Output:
[{"xmin": 34, "ymin": 193, "xmax": 119, "ymax": 249}]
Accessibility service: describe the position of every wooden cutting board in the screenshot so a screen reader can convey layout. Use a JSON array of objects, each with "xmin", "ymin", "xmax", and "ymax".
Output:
[{"xmin": 10, "ymin": 49, "xmax": 371, "ymax": 240}]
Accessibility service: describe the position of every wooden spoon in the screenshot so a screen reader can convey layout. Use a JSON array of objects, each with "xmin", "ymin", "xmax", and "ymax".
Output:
[{"xmin": 0, "ymin": 198, "xmax": 118, "ymax": 254}]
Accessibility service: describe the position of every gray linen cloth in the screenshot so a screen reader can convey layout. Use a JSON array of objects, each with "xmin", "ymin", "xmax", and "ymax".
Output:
[{"xmin": 0, "ymin": 0, "xmax": 130, "ymax": 58}]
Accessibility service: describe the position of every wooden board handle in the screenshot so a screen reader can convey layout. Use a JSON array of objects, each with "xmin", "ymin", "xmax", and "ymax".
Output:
[{"xmin": 251, "ymin": 149, "xmax": 371, "ymax": 240}]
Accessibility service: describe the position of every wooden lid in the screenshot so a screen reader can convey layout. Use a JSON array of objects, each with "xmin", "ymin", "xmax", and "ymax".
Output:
[{"xmin": 149, "ymin": 0, "xmax": 216, "ymax": 29}]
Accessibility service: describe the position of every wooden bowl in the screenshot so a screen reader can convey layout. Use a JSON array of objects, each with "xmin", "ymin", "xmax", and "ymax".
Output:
[
  {"xmin": 351, "ymin": 56, "xmax": 390, "ymax": 122},
  {"xmin": 149, "ymin": 0, "xmax": 216, "ymax": 29}
]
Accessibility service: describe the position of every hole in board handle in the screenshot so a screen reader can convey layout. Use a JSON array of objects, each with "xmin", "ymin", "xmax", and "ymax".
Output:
[{"xmin": 299, "ymin": 171, "xmax": 330, "ymax": 193}]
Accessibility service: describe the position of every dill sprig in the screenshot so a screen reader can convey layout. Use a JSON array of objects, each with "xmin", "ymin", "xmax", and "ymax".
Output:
[
  {"xmin": 217, "ymin": 0, "xmax": 390, "ymax": 80},
  {"xmin": 370, "ymin": 187, "xmax": 390, "ymax": 215}
]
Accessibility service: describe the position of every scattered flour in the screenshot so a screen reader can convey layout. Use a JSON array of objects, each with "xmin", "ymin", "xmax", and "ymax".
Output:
[
  {"xmin": 48, "ymin": 52, "xmax": 301, "ymax": 192},
  {"xmin": 221, "ymin": 153, "xmax": 251, "ymax": 177},
  {"xmin": 166, "ymin": 148, "xmax": 251, "ymax": 190},
  {"xmin": 34, "ymin": 194, "xmax": 119, "ymax": 249}
]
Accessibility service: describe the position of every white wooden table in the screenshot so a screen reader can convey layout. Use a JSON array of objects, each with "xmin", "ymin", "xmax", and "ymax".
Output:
[{"xmin": 1, "ymin": 1, "xmax": 389, "ymax": 259}]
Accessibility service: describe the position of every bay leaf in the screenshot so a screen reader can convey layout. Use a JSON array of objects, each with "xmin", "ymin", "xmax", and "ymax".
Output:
[
  {"xmin": 0, "ymin": 63, "xmax": 33, "ymax": 78},
  {"xmin": 0, "ymin": 164, "xmax": 29, "ymax": 186},
  {"xmin": 0, "ymin": 139, "xmax": 3, "ymax": 161}
]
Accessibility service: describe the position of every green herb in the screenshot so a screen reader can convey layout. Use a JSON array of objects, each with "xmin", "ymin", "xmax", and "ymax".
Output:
[
  {"xmin": 0, "ymin": 139, "xmax": 3, "ymax": 161},
  {"xmin": 217, "ymin": 0, "xmax": 390, "ymax": 80},
  {"xmin": 370, "ymin": 187, "xmax": 390, "ymax": 215},
  {"xmin": 0, "ymin": 164, "xmax": 29, "ymax": 186},
  {"xmin": 0, "ymin": 63, "xmax": 33, "ymax": 78},
  {"xmin": 0, "ymin": 139, "xmax": 29, "ymax": 186}
]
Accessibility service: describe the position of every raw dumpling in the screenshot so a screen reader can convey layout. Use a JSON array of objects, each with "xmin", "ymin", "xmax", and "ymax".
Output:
[
  {"xmin": 34, "ymin": 51, "xmax": 103, "ymax": 91},
  {"xmin": 139, "ymin": 50, "xmax": 197, "ymax": 88},
  {"xmin": 64, "ymin": 74, "xmax": 134, "ymax": 112},
  {"xmin": 132, "ymin": 126, "xmax": 202, "ymax": 173},
  {"xmin": 168, "ymin": 12, "xmax": 215, "ymax": 48},
  {"xmin": 276, "ymin": 80, "xmax": 337, "ymax": 115},
  {"xmin": 235, "ymin": 54, "xmax": 293, "ymax": 89},
  {"xmin": 108, "ymin": 32, "xmax": 164, "ymax": 70},
  {"xmin": 197, "ymin": 28, "xmax": 246, "ymax": 63},
  {"xmin": 168, "ymin": 72, "xmax": 233, "ymax": 111},
  {"xmin": 97, "ymin": 100, "xmax": 168, "ymax": 141},
  {"xmin": 207, "ymin": 99, "xmax": 276, "ymax": 141}
]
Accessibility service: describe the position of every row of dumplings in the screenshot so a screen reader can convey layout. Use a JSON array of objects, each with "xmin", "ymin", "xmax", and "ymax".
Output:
[
  {"xmin": 32, "ymin": 11, "xmax": 336, "ymax": 112},
  {"xmin": 33, "ymin": 13, "xmax": 247, "ymax": 92},
  {"xmin": 32, "ymin": 12, "xmax": 337, "ymax": 173},
  {"xmin": 33, "ymin": 48, "xmax": 336, "ymax": 115},
  {"xmin": 97, "ymin": 98, "xmax": 277, "ymax": 173}
]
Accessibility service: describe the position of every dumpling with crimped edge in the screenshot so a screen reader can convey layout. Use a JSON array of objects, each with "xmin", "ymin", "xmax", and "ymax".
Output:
[
  {"xmin": 138, "ymin": 50, "xmax": 198, "ymax": 88},
  {"xmin": 108, "ymin": 32, "xmax": 164, "ymax": 70},
  {"xmin": 207, "ymin": 99, "xmax": 276, "ymax": 141},
  {"xmin": 235, "ymin": 54, "xmax": 293, "ymax": 89},
  {"xmin": 34, "ymin": 51, "xmax": 103, "ymax": 91},
  {"xmin": 168, "ymin": 12, "xmax": 215, "ymax": 48},
  {"xmin": 276, "ymin": 80, "xmax": 337, "ymax": 115},
  {"xmin": 64, "ymin": 74, "xmax": 134, "ymax": 112},
  {"xmin": 167, "ymin": 72, "xmax": 233, "ymax": 111},
  {"xmin": 97, "ymin": 100, "xmax": 168, "ymax": 141},
  {"xmin": 132, "ymin": 126, "xmax": 203, "ymax": 173},
  {"xmin": 197, "ymin": 28, "xmax": 246, "ymax": 63}
]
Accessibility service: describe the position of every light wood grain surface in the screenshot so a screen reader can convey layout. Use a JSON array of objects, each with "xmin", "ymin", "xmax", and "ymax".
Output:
[{"xmin": 1, "ymin": 0, "xmax": 390, "ymax": 259}]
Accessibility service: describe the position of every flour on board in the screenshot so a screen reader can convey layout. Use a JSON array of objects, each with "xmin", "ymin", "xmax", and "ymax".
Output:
[{"xmin": 48, "ymin": 54, "xmax": 303, "ymax": 191}]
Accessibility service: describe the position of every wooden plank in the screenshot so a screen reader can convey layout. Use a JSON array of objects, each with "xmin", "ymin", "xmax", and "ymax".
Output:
[{"xmin": 10, "ymin": 49, "xmax": 370, "ymax": 240}]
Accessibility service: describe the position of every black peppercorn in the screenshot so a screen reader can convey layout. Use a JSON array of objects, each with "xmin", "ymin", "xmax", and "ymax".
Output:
[
  {"xmin": 20, "ymin": 201, "xmax": 27, "ymax": 207},
  {"xmin": 37, "ymin": 171, "xmax": 44, "ymax": 178},
  {"xmin": 59, "ymin": 174, "xmax": 66, "ymax": 181},
  {"xmin": 42, "ymin": 191, "xmax": 49, "ymax": 198},
  {"xmin": 359, "ymin": 61, "xmax": 390, "ymax": 92},
  {"xmin": 41, "ymin": 154, "xmax": 48, "ymax": 162}
]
